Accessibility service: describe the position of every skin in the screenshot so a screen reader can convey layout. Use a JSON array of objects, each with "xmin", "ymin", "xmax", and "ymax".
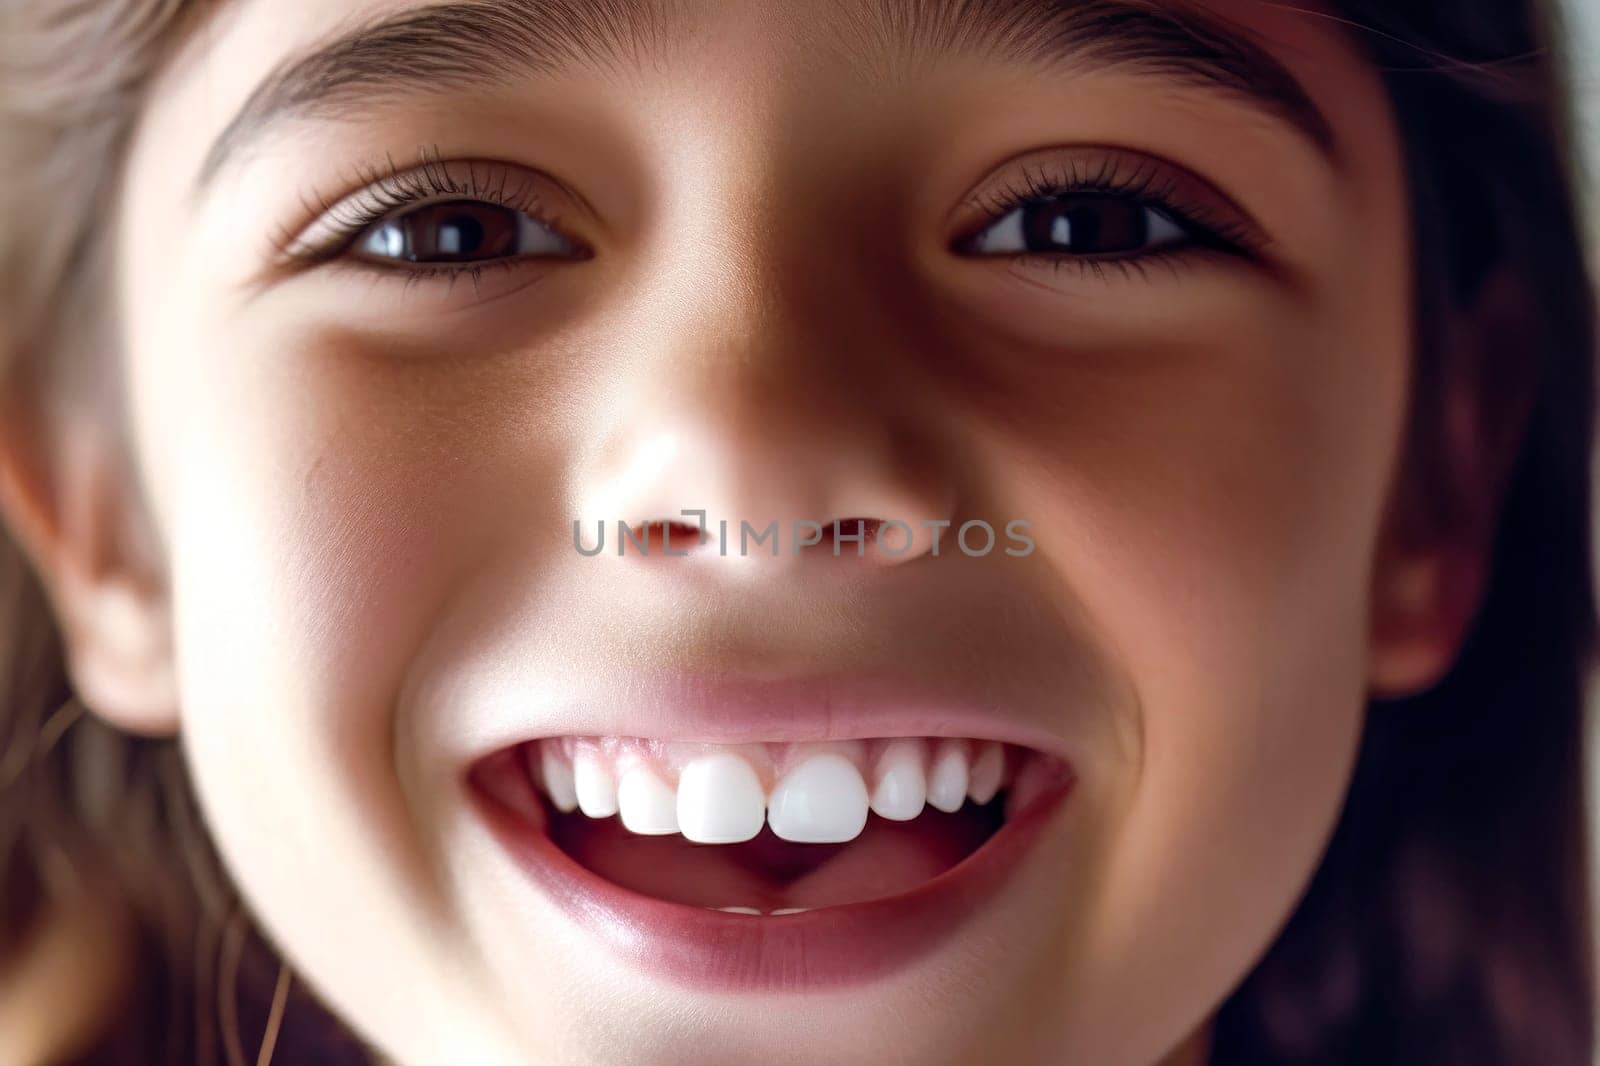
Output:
[{"xmin": 0, "ymin": 0, "xmax": 1522, "ymax": 1062}]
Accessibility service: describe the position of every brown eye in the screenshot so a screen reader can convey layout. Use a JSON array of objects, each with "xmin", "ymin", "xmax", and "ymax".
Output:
[
  {"xmin": 355, "ymin": 200, "xmax": 578, "ymax": 264},
  {"xmin": 965, "ymin": 194, "xmax": 1188, "ymax": 257}
]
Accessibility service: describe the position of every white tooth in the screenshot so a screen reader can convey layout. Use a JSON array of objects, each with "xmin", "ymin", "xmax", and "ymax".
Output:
[
  {"xmin": 769, "ymin": 907, "xmax": 811, "ymax": 915},
  {"xmin": 926, "ymin": 741, "xmax": 970, "ymax": 813},
  {"xmin": 714, "ymin": 906, "xmax": 763, "ymax": 915},
  {"xmin": 617, "ymin": 765, "xmax": 679, "ymax": 835},
  {"xmin": 677, "ymin": 752, "xmax": 766, "ymax": 843},
  {"xmin": 768, "ymin": 753, "xmax": 869, "ymax": 843},
  {"xmin": 870, "ymin": 739, "xmax": 927, "ymax": 822},
  {"xmin": 538, "ymin": 744, "xmax": 579, "ymax": 813},
  {"xmin": 967, "ymin": 743, "xmax": 1004, "ymax": 806},
  {"xmin": 573, "ymin": 751, "xmax": 619, "ymax": 818}
]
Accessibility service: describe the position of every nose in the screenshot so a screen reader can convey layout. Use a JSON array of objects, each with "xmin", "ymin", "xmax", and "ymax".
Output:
[{"xmin": 569, "ymin": 280, "xmax": 955, "ymax": 569}]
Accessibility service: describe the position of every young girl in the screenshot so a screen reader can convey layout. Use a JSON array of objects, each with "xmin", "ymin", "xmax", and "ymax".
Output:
[{"xmin": 0, "ymin": 1, "xmax": 1594, "ymax": 1063}]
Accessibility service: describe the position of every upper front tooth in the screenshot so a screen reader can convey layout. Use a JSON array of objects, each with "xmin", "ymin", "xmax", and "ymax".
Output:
[
  {"xmin": 968, "ymin": 742, "xmax": 1004, "ymax": 805},
  {"xmin": 538, "ymin": 743, "xmax": 579, "ymax": 813},
  {"xmin": 767, "ymin": 753, "xmax": 870, "ymax": 843},
  {"xmin": 617, "ymin": 765, "xmax": 679, "ymax": 834},
  {"xmin": 926, "ymin": 741, "xmax": 970, "ymax": 813},
  {"xmin": 870, "ymin": 739, "xmax": 927, "ymax": 821},
  {"xmin": 677, "ymin": 752, "xmax": 766, "ymax": 843},
  {"xmin": 573, "ymin": 750, "xmax": 619, "ymax": 818}
]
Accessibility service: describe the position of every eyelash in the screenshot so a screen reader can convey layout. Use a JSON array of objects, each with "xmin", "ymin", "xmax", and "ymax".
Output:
[
  {"xmin": 959, "ymin": 153, "xmax": 1264, "ymax": 280},
  {"xmin": 279, "ymin": 149, "xmax": 1259, "ymax": 291},
  {"xmin": 272, "ymin": 147, "xmax": 581, "ymax": 286}
]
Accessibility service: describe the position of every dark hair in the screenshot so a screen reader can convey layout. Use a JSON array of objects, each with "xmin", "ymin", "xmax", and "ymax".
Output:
[
  {"xmin": 0, "ymin": 2, "xmax": 1593, "ymax": 1063},
  {"xmin": 1214, "ymin": 2, "xmax": 1597, "ymax": 1063}
]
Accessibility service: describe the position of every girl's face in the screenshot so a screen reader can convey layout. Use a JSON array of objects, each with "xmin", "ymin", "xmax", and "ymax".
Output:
[{"xmin": 100, "ymin": 0, "xmax": 1415, "ymax": 1061}]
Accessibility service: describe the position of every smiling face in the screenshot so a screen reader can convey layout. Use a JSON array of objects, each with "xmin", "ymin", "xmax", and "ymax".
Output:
[{"xmin": 68, "ymin": 0, "xmax": 1424, "ymax": 1061}]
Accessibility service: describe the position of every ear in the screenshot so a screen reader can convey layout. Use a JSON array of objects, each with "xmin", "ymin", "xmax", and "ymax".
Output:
[
  {"xmin": 0, "ymin": 374, "xmax": 178, "ymax": 736},
  {"xmin": 1367, "ymin": 268, "xmax": 1538, "ymax": 699}
]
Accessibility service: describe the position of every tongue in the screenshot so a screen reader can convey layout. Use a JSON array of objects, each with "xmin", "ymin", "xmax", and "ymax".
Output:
[{"xmin": 547, "ymin": 801, "xmax": 1004, "ymax": 911}]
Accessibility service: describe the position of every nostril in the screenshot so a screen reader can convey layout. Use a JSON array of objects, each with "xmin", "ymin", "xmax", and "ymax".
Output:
[
  {"xmin": 815, "ymin": 516, "xmax": 924, "ymax": 561},
  {"xmin": 654, "ymin": 519, "xmax": 706, "ymax": 553},
  {"xmin": 606, "ymin": 518, "xmax": 710, "ymax": 556},
  {"xmin": 823, "ymin": 517, "xmax": 881, "ymax": 557},
  {"xmin": 831, "ymin": 518, "xmax": 880, "ymax": 540}
]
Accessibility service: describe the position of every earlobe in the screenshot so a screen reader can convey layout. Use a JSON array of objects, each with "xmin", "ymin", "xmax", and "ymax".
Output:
[
  {"xmin": 0, "ymin": 383, "xmax": 179, "ymax": 737},
  {"xmin": 1367, "ymin": 541, "xmax": 1486, "ymax": 699},
  {"xmin": 53, "ymin": 572, "xmax": 179, "ymax": 737},
  {"xmin": 1365, "ymin": 266, "xmax": 1536, "ymax": 702}
]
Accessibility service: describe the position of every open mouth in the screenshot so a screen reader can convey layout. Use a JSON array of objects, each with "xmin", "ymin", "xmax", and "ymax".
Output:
[{"xmin": 470, "ymin": 734, "xmax": 1073, "ymax": 987}]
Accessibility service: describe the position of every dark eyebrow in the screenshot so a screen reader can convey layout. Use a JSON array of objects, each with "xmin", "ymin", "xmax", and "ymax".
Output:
[
  {"xmin": 196, "ymin": 0, "xmax": 1337, "ymax": 190},
  {"xmin": 847, "ymin": 0, "xmax": 1336, "ymax": 154},
  {"xmin": 196, "ymin": 0, "xmax": 679, "ymax": 186}
]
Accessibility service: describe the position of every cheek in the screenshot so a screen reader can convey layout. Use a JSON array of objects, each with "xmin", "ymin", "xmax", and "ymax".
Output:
[
  {"xmin": 132, "ymin": 315, "xmax": 556, "ymax": 1040},
  {"xmin": 958, "ymin": 278, "xmax": 1408, "ymax": 1035}
]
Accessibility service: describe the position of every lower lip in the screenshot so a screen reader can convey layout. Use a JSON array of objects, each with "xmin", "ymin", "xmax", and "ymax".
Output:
[{"xmin": 471, "ymin": 773, "xmax": 1073, "ymax": 992}]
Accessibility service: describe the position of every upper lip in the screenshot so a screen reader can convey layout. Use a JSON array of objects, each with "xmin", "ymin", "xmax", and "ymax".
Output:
[
  {"xmin": 399, "ymin": 552, "xmax": 1109, "ymax": 774},
  {"xmin": 428, "ymin": 669, "xmax": 1082, "ymax": 769}
]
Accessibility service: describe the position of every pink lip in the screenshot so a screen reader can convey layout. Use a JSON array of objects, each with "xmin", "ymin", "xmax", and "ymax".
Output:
[
  {"xmin": 445, "ymin": 671, "xmax": 1080, "ymax": 764},
  {"xmin": 470, "ymin": 768, "xmax": 1074, "ymax": 992}
]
